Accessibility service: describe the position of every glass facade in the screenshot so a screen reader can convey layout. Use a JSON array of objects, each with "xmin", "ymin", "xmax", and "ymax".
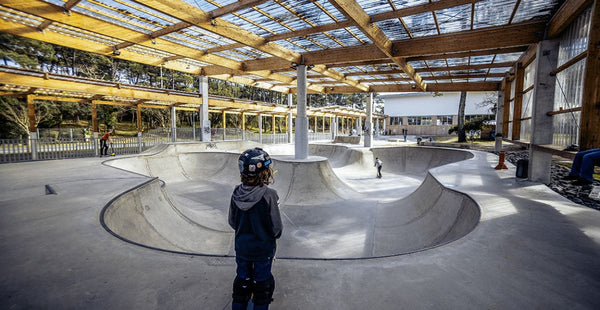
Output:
[{"xmin": 552, "ymin": 6, "xmax": 590, "ymax": 147}]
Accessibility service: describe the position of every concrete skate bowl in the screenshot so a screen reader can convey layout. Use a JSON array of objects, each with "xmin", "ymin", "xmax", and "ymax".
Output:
[{"xmin": 101, "ymin": 143, "xmax": 480, "ymax": 260}]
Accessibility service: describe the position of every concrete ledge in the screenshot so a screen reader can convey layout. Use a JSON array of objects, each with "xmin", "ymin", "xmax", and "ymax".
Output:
[
  {"xmin": 333, "ymin": 136, "xmax": 361, "ymax": 144},
  {"xmin": 421, "ymin": 141, "xmax": 473, "ymax": 149}
]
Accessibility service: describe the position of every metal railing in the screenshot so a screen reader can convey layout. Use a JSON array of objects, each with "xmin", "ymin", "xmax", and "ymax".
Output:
[{"xmin": 1, "ymin": 127, "xmax": 334, "ymax": 163}]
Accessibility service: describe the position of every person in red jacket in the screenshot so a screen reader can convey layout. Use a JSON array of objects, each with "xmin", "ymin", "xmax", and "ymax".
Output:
[
  {"xmin": 228, "ymin": 148, "xmax": 282, "ymax": 310},
  {"xmin": 99, "ymin": 129, "xmax": 111, "ymax": 157}
]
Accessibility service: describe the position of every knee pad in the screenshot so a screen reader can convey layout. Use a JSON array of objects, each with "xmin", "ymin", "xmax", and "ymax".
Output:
[
  {"xmin": 252, "ymin": 275, "xmax": 275, "ymax": 306},
  {"xmin": 232, "ymin": 276, "xmax": 253, "ymax": 303}
]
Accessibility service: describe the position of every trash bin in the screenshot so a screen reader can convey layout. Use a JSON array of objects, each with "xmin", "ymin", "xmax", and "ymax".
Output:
[{"xmin": 516, "ymin": 159, "xmax": 528, "ymax": 178}]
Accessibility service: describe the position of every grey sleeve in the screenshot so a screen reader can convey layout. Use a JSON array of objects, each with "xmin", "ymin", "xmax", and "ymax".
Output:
[
  {"xmin": 228, "ymin": 197, "xmax": 236, "ymax": 230},
  {"xmin": 265, "ymin": 189, "xmax": 283, "ymax": 239}
]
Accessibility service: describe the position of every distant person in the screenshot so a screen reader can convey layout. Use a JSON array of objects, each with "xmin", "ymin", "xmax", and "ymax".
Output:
[
  {"xmin": 229, "ymin": 148, "xmax": 282, "ymax": 310},
  {"xmin": 403, "ymin": 129, "xmax": 407, "ymax": 142},
  {"xmin": 99, "ymin": 129, "xmax": 111, "ymax": 157},
  {"xmin": 375, "ymin": 157, "xmax": 383, "ymax": 178},
  {"xmin": 565, "ymin": 148, "xmax": 600, "ymax": 186}
]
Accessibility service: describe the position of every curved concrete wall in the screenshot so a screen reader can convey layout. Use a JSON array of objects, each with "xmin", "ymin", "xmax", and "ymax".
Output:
[{"xmin": 102, "ymin": 144, "xmax": 480, "ymax": 259}]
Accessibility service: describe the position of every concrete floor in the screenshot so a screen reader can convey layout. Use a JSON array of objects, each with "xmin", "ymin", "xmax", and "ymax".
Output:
[{"xmin": 1, "ymin": 139, "xmax": 600, "ymax": 309}]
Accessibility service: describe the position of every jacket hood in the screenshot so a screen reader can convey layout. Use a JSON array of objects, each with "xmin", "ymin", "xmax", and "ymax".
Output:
[{"xmin": 232, "ymin": 184, "xmax": 268, "ymax": 211}]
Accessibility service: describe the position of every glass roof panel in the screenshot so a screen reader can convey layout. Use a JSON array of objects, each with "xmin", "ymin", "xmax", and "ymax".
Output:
[
  {"xmin": 72, "ymin": 3, "xmax": 155, "ymax": 34},
  {"xmin": 495, "ymin": 52, "xmax": 524, "ymax": 63},
  {"xmin": 446, "ymin": 57, "xmax": 469, "ymax": 66},
  {"xmin": 489, "ymin": 67, "xmax": 510, "ymax": 74},
  {"xmin": 361, "ymin": 0, "xmax": 429, "ymax": 15},
  {"xmin": 376, "ymin": 19, "xmax": 411, "ymax": 40},
  {"xmin": 424, "ymin": 59, "xmax": 447, "ymax": 67},
  {"xmin": 408, "ymin": 61, "xmax": 427, "ymax": 68},
  {"xmin": 474, "ymin": 0, "xmax": 517, "ymax": 29},
  {"xmin": 470, "ymin": 55, "xmax": 495, "ymax": 64},
  {"xmin": 436, "ymin": 4, "xmax": 472, "ymax": 34},
  {"xmin": 512, "ymin": 0, "xmax": 559, "ymax": 23},
  {"xmin": 403, "ymin": 12, "xmax": 438, "ymax": 37},
  {"xmin": 287, "ymin": 36, "xmax": 327, "ymax": 51},
  {"xmin": 274, "ymin": 39, "xmax": 312, "ymax": 53},
  {"xmin": 343, "ymin": 26, "xmax": 373, "ymax": 44},
  {"xmin": 467, "ymin": 69, "xmax": 489, "ymax": 75}
]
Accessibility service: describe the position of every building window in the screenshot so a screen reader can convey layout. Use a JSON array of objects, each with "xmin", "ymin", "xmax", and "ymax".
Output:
[
  {"xmin": 421, "ymin": 116, "xmax": 432, "ymax": 126},
  {"xmin": 407, "ymin": 116, "xmax": 420, "ymax": 125},
  {"xmin": 390, "ymin": 117, "xmax": 402, "ymax": 126},
  {"xmin": 437, "ymin": 115, "xmax": 453, "ymax": 125}
]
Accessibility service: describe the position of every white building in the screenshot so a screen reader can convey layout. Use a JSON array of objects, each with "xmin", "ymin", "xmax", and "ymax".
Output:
[{"xmin": 382, "ymin": 92, "xmax": 496, "ymax": 136}]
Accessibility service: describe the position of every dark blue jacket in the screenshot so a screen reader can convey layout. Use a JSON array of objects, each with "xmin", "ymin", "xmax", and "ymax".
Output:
[{"xmin": 228, "ymin": 185, "xmax": 282, "ymax": 261}]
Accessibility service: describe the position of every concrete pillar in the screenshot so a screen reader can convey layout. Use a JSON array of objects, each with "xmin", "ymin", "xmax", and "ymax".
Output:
[
  {"xmin": 170, "ymin": 105, "xmax": 177, "ymax": 142},
  {"xmin": 222, "ymin": 111, "xmax": 226, "ymax": 140},
  {"xmin": 528, "ymin": 39, "xmax": 559, "ymax": 184},
  {"xmin": 331, "ymin": 116, "xmax": 336, "ymax": 139},
  {"xmin": 272, "ymin": 115, "xmax": 276, "ymax": 142},
  {"xmin": 258, "ymin": 113, "xmax": 263, "ymax": 144},
  {"xmin": 192, "ymin": 114, "xmax": 196, "ymax": 140},
  {"xmin": 356, "ymin": 116, "xmax": 362, "ymax": 136},
  {"xmin": 383, "ymin": 117, "xmax": 386, "ymax": 134},
  {"xmin": 375, "ymin": 118, "xmax": 380, "ymax": 137},
  {"xmin": 29, "ymin": 132, "xmax": 38, "ymax": 160},
  {"xmin": 295, "ymin": 64, "xmax": 308, "ymax": 159},
  {"xmin": 495, "ymin": 90, "xmax": 504, "ymax": 152},
  {"xmin": 199, "ymin": 75, "xmax": 211, "ymax": 142},
  {"xmin": 26, "ymin": 95, "xmax": 38, "ymax": 160},
  {"xmin": 322, "ymin": 116, "xmax": 325, "ymax": 133},
  {"xmin": 287, "ymin": 93, "xmax": 293, "ymax": 143},
  {"xmin": 137, "ymin": 132, "xmax": 142, "ymax": 153},
  {"xmin": 364, "ymin": 93, "xmax": 373, "ymax": 147},
  {"xmin": 91, "ymin": 101, "xmax": 99, "ymax": 156},
  {"xmin": 241, "ymin": 112, "xmax": 246, "ymax": 140}
]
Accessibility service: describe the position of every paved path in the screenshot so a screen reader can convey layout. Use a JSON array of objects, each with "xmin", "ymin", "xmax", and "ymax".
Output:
[{"xmin": 1, "ymin": 142, "xmax": 599, "ymax": 309}]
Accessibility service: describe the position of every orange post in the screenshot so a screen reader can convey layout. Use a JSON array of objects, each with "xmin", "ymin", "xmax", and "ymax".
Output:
[{"xmin": 495, "ymin": 151, "xmax": 508, "ymax": 170}]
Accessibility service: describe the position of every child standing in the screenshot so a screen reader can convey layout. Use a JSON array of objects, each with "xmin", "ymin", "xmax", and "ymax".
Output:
[
  {"xmin": 229, "ymin": 148, "xmax": 282, "ymax": 310},
  {"xmin": 375, "ymin": 157, "xmax": 383, "ymax": 178}
]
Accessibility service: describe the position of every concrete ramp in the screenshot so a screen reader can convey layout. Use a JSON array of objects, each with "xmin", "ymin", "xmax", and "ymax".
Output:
[
  {"xmin": 103, "ymin": 179, "xmax": 233, "ymax": 255},
  {"xmin": 103, "ymin": 143, "xmax": 481, "ymax": 259}
]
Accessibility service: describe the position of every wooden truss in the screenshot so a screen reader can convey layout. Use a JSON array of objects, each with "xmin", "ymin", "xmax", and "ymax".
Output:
[
  {"xmin": 0, "ymin": 0, "xmax": 573, "ymax": 94},
  {"xmin": 0, "ymin": 67, "xmax": 384, "ymax": 120}
]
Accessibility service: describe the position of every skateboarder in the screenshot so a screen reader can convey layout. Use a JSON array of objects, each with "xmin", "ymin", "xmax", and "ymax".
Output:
[
  {"xmin": 375, "ymin": 157, "xmax": 383, "ymax": 178},
  {"xmin": 229, "ymin": 147, "xmax": 282, "ymax": 310},
  {"xmin": 99, "ymin": 129, "xmax": 111, "ymax": 157}
]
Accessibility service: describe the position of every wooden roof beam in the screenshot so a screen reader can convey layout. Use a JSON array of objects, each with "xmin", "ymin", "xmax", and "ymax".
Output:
[
  {"xmin": 2, "ymin": 0, "xmax": 302, "ymax": 92},
  {"xmin": 406, "ymin": 46, "xmax": 529, "ymax": 61},
  {"xmin": 317, "ymin": 82, "xmax": 500, "ymax": 93},
  {"xmin": 205, "ymin": 0, "xmax": 481, "ymax": 54},
  {"xmin": 35, "ymin": 0, "xmax": 82, "ymax": 31},
  {"xmin": 318, "ymin": 0, "xmax": 425, "ymax": 89},
  {"xmin": 132, "ymin": 0, "xmax": 369, "ymax": 92},
  {"xmin": 237, "ymin": 20, "xmax": 546, "ymax": 72}
]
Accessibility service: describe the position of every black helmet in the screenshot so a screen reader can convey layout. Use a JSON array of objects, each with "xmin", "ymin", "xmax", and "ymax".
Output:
[{"xmin": 238, "ymin": 148, "xmax": 272, "ymax": 176}]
